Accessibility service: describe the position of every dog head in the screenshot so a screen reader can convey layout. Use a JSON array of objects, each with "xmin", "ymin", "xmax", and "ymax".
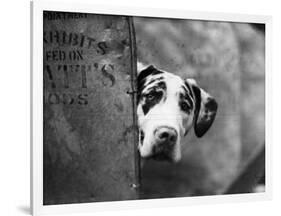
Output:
[{"xmin": 137, "ymin": 65, "xmax": 218, "ymax": 162}]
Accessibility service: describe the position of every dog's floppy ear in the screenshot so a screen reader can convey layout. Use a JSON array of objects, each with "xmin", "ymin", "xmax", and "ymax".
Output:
[
  {"xmin": 186, "ymin": 79, "xmax": 218, "ymax": 138},
  {"xmin": 137, "ymin": 64, "xmax": 163, "ymax": 91},
  {"xmin": 137, "ymin": 64, "xmax": 159, "ymax": 83}
]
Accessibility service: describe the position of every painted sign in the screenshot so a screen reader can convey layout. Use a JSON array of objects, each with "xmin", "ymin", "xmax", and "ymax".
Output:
[{"xmin": 43, "ymin": 11, "xmax": 138, "ymax": 204}]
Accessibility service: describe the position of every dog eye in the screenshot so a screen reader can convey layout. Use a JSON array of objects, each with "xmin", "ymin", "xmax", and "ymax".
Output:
[
  {"xmin": 180, "ymin": 101, "xmax": 191, "ymax": 112},
  {"xmin": 146, "ymin": 93, "xmax": 156, "ymax": 100}
]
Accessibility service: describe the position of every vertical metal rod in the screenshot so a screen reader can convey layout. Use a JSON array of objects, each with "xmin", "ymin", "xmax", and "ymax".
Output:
[{"xmin": 128, "ymin": 16, "xmax": 141, "ymax": 197}]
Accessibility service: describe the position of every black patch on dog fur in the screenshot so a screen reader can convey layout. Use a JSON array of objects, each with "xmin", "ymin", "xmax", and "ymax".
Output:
[
  {"xmin": 137, "ymin": 65, "xmax": 164, "ymax": 102},
  {"xmin": 184, "ymin": 81, "xmax": 194, "ymax": 99},
  {"xmin": 142, "ymin": 90, "xmax": 164, "ymax": 115},
  {"xmin": 191, "ymin": 85, "xmax": 202, "ymax": 136},
  {"xmin": 179, "ymin": 92, "xmax": 193, "ymax": 114}
]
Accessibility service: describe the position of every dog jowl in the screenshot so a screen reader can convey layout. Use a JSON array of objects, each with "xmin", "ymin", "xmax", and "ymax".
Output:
[{"xmin": 137, "ymin": 65, "xmax": 218, "ymax": 162}]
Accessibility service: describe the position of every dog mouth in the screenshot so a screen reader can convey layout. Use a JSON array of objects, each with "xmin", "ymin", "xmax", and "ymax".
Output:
[
  {"xmin": 139, "ymin": 130, "xmax": 145, "ymax": 146},
  {"xmin": 153, "ymin": 140, "xmax": 175, "ymax": 161},
  {"xmin": 147, "ymin": 151, "xmax": 173, "ymax": 161},
  {"xmin": 139, "ymin": 138, "xmax": 176, "ymax": 162}
]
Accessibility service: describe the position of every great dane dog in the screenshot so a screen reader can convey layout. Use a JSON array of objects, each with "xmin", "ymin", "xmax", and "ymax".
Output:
[{"xmin": 137, "ymin": 64, "xmax": 218, "ymax": 162}]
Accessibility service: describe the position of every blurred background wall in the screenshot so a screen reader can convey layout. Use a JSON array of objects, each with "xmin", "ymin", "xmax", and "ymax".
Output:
[{"xmin": 134, "ymin": 17, "xmax": 265, "ymax": 198}]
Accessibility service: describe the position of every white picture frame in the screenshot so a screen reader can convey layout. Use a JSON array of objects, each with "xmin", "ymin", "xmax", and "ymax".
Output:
[{"xmin": 31, "ymin": 0, "xmax": 272, "ymax": 215}]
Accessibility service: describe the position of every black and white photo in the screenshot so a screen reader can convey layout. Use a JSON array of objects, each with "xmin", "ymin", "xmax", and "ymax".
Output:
[{"xmin": 31, "ymin": 2, "xmax": 270, "ymax": 215}]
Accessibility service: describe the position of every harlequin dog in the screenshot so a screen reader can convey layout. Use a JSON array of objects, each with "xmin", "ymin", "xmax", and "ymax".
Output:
[{"xmin": 137, "ymin": 64, "xmax": 218, "ymax": 162}]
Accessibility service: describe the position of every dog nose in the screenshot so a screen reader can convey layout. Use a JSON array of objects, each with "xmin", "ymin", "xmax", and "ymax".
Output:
[{"xmin": 155, "ymin": 127, "xmax": 177, "ymax": 143}]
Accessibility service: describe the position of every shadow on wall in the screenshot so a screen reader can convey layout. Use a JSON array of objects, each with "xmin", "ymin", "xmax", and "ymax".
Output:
[{"xmin": 134, "ymin": 17, "xmax": 265, "ymax": 198}]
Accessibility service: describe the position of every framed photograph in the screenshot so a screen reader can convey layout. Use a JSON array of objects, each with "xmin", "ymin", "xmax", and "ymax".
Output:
[{"xmin": 31, "ymin": 0, "xmax": 272, "ymax": 215}]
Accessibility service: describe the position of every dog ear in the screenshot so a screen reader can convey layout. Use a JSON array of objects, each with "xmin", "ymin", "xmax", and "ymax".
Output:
[
  {"xmin": 137, "ymin": 64, "xmax": 158, "ymax": 83},
  {"xmin": 137, "ymin": 64, "xmax": 164, "ymax": 94},
  {"xmin": 186, "ymin": 79, "xmax": 218, "ymax": 138}
]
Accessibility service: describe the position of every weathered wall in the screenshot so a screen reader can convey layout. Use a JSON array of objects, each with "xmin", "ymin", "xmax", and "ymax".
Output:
[
  {"xmin": 134, "ymin": 18, "xmax": 265, "ymax": 197},
  {"xmin": 43, "ymin": 11, "xmax": 138, "ymax": 204}
]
